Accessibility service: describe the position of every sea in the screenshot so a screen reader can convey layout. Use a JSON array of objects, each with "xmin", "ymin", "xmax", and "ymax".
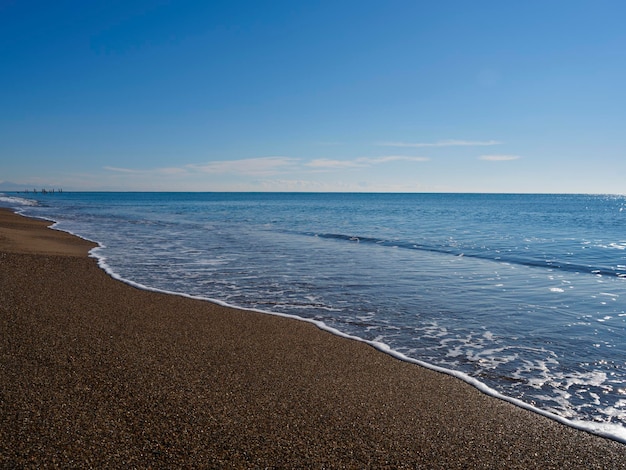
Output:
[{"xmin": 2, "ymin": 191, "xmax": 625, "ymax": 443}]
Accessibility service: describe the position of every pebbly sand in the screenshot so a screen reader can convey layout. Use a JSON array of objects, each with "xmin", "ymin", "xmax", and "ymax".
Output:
[{"xmin": 1, "ymin": 208, "xmax": 625, "ymax": 468}]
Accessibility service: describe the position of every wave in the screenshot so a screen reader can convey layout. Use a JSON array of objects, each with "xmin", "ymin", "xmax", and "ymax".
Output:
[
  {"xmin": 0, "ymin": 194, "xmax": 39, "ymax": 207},
  {"xmin": 62, "ymin": 238, "xmax": 626, "ymax": 445},
  {"xmin": 8, "ymin": 195, "xmax": 626, "ymax": 445},
  {"xmin": 69, "ymin": 236, "xmax": 626, "ymax": 445},
  {"xmin": 296, "ymin": 231, "xmax": 626, "ymax": 278}
]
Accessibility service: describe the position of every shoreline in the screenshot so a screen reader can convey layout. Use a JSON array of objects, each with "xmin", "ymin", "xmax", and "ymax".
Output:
[
  {"xmin": 1, "ymin": 208, "xmax": 625, "ymax": 468},
  {"xmin": 86, "ymin": 237, "xmax": 626, "ymax": 446},
  {"xmin": 15, "ymin": 202, "xmax": 626, "ymax": 444}
]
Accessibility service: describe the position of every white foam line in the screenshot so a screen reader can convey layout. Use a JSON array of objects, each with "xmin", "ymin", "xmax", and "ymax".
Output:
[
  {"xmin": 91, "ymin": 244, "xmax": 626, "ymax": 445},
  {"xmin": 17, "ymin": 208, "xmax": 626, "ymax": 446}
]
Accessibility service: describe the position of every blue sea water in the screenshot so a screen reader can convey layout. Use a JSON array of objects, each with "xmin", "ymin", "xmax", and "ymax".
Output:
[{"xmin": 2, "ymin": 192, "xmax": 626, "ymax": 442}]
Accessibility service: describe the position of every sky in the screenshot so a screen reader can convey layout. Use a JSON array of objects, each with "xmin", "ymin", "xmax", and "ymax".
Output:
[{"xmin": 1, "ymin": 0, "xmax": 625, "ymax": 193}]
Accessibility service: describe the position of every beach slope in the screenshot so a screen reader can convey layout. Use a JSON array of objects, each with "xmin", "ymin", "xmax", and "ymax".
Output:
[{"xmin": 1, "ymin": 208, "xmax": 625, "ymax": 468}]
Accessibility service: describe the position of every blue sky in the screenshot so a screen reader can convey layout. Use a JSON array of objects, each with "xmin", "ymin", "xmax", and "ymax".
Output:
[{"xmin": 1, "ymin": 0, "xmax": 624, "ymax": 193}]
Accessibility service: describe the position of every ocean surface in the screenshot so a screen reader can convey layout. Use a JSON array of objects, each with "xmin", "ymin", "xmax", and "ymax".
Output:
[{"xmin": 2, "ymin": 192, "xmax": 626, "ymax": 442}]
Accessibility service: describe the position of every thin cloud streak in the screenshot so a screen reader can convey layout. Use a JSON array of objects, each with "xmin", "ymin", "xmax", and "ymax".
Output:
[
  {"xmin": 104, "ymin": 154, "xmax": 431, "ymax": 182},
  {"xmin": 104, "ymin": 166, "xmax": 142, "ymax": 174},
  {"xmin": 364, "ymin": 155, "xmax": 430, "ymax": 163},
  {"xmin": 187, "ymin": 157, "xmax": 300, "ymax": 176},
  {"xmin": 104, "ymin": 166, "xmax": 189, "ymax": 175},
  {"xmin": 306, "ymin": 159, "xmax": 365, "ymax": 169},
  {"xmin": 307, "ymin": 155, "xmax": 429, "ymax": 169},
  {"xmin": 479, "ymin": 155, "xmax": 521, "ymax": 161},
  {"xmin": 379, "ymin": 140, "xmax": 501, "ymax": 148}
]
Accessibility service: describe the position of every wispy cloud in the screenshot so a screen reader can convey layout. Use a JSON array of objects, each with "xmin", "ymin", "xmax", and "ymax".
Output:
[
  {"xmin": 187, "ymin": 156, "xmax": 300, "ymax": 176},
  {"xmin": 103, "ymin": 154, "xmax": 430, "ymax": 181},
  {"xmin": 378, "ymin": 140, "xmax": 501, "ymax": 148},
  {"xmin": 104, "ymin": 166, "xmax": 142, "ymax": 174},
  {"xmin": 479, "ymin": 155, "xmax": 521, "ymax": 161},
  {"xmin": 306, "ymin": 155, "xmax": 429, "ymax": 169},
  {"xmin": 364, "ymin": 155, "xmax": 430, "ymax": 164},
  {"xmin": 104, "ymin": 166, "xmax": 189, "ymax": 175},
  {"xmin": 306, "ymin": 159, "xmax": 365, "ymax": 169}
]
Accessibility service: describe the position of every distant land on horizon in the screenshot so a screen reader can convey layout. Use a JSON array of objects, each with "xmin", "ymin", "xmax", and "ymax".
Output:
[{"xmin": 0, "ymin": 181, "xmax": 63, "ymax": 192}]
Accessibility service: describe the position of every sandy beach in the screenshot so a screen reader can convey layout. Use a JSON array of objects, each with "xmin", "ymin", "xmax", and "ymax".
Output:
[{"xmin": 1, "ymin": 208, "xmax": 625, "ymax": 468}]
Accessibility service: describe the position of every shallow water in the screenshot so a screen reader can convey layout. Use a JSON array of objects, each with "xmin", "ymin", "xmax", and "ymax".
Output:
[{"xmin": 3, "ymin": 192, "xmax": 626, "ymax": 441}]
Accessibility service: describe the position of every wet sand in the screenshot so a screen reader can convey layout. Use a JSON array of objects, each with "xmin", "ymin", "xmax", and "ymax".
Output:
[{"xmin": 1, "ymin": 208, "xmax": 625, "ymax": 468}]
